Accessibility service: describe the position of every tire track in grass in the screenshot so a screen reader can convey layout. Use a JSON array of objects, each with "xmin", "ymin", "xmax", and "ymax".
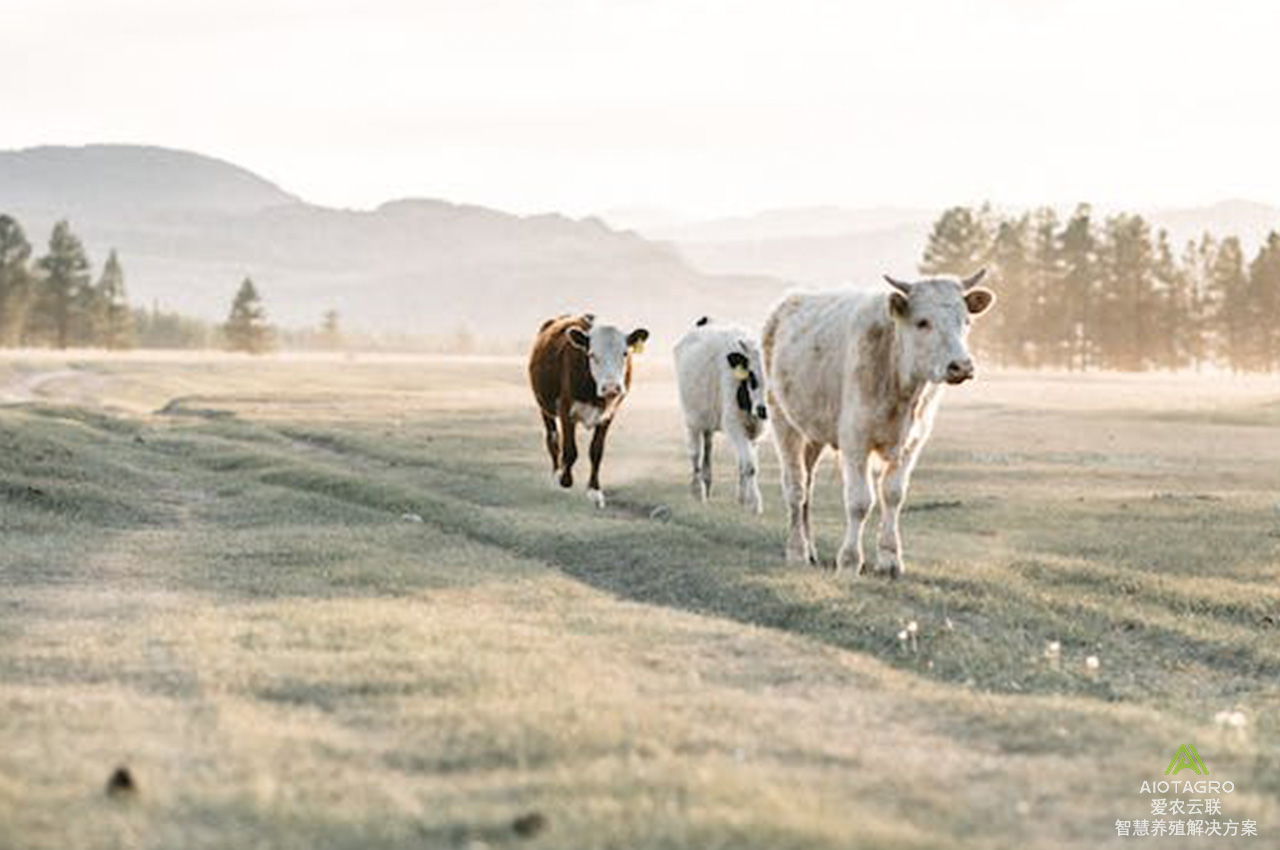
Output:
[{"xmin": 172, "ymin": 415, "xmax": 1280, "ymax": 713}]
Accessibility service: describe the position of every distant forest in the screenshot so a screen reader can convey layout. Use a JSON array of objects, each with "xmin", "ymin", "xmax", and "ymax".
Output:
[
  {"xmin": 5, "ymin": 204, "xmax": 1280, "ymax": 370},
  {"xmin": 0, "ymin": 212, "xmax": 319, "ymax": 353},
  {"xmin": 921, "ymin": 204, "xmax": 1280, "ymax": 373}
]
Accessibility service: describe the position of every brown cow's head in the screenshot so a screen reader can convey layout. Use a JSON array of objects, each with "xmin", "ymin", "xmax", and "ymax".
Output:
[
  {"xmin": 567, "ymin": 322, "xmax": 649, "ymax": 399},
  {"xmin": 883, "ymin": 269, "xmax": 996, "ymax": 385}
]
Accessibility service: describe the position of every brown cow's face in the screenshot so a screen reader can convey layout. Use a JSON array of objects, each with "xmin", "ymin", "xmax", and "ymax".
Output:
[
  {"xmin": 886, "ymin": 271, "xmax": 995, "ymax": 385},
  {"xmin": 567, "ymin": 323, "xmax": 649, "ymax": 399}
]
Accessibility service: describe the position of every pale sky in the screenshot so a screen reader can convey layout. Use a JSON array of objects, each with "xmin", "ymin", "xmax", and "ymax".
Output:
[{"xmin": 3, "ymin": 0, "xmax": 1278, "ymax": 217}]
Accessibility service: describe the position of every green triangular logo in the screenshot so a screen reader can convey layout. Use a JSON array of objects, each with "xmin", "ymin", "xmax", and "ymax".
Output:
[{"xmin": 1165, "ymin": 744, "xmax": 1208, "ymax": 775}]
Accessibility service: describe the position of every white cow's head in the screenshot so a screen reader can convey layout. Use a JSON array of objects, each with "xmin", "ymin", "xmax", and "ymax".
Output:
[
  {"xmin": 567, "ymin": 320, "xmax": 649, "ymax": 399},
  {"xmin": 726, "ymin": 339, "xmax": 768, "ymax": 421},
  {"xmin": 883, "ymin": 270, "xmax": 996, "ymax": 385}
]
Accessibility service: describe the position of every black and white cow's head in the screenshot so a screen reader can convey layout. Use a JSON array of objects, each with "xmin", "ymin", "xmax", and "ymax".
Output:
[{"xmin": 726, "ymin": 340, "xmax": 768, "ymax": 421}]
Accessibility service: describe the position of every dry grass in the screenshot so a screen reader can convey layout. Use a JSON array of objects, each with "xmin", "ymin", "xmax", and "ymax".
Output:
[{"xmin": 0, "ymin": 352, "xmax": 1277, "ymax": 849}]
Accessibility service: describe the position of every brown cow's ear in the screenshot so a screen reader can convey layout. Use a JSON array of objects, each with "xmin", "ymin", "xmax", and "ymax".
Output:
[
  {"xmin": 888, "ymin": 292, "xmax": 910, "ymax": 320},
  {"xmin": 627, "ymin": 328, "xmax": 650, "ymax": 351},
  {"xmin": 566, "ymin": 327, "xmax": 590, "ymax": 349},
  {"xmin": 964, "ymin": 288, "xmax": 996, "ymax": 316}
]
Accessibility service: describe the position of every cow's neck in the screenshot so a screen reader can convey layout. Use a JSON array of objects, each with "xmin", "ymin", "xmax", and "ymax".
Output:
[{"xmin": 888, "ymin": 322, "xmax": 927, "ymax": 403}]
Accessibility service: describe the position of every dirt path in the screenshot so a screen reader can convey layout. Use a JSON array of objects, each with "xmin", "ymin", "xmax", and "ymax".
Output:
[{"xmin": 0, "ymin": 366, "xmax": 98, "ymax": 405}]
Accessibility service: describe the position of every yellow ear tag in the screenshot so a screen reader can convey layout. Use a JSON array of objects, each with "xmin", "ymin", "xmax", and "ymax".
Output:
[
  {"xmin": 732, "ymin": 365, "xmax": 750, "ymax": 381},
  {"xmin": 631, "ymin": 340, "xmax": 646, "ymax": 354}
]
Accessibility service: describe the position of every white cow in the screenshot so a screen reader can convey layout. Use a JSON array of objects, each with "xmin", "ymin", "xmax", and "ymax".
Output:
[
  {"xmin": 674, "ymin": 318, "xmax": 769, "ymax": 513},
  {"xmin": 762, "ymin": 271, "xmax": 995, "ymax": 577}
]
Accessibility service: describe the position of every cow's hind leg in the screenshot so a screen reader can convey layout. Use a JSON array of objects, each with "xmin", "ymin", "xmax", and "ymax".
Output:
[
  {"xmin": 700, "ymin": 431, "xmax": 714, "ymax": 498},
  {"xmin": 875, "ymin": 446, "xmax": 920, "ymax": 579},
  {"xmin": 687, "ymin": 426, "xmax": 709, "ymax": 501},
  {"xmin": 773, "ymin": 413, "xmax": 816, "ymax": 564},
  {"xmin": 586, "ymin": 421, "xmax": 611, "ymax": 508},
  {"xmin": 801, "ymin": 440, "xmax": 823, "ymax": 563},
  {"xmin": 729, "ymin": 429, "xmax": 762, "ymax": 514},
  {"xmin": 541, "ymin": 412, "xmax": 560, "ymax": 477},
  {"xmin": 836, "ymin": 447, "xmax": 875, "ymax": 576}
]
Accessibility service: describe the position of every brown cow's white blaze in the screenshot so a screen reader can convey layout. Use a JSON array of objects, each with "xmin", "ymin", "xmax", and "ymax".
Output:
[
  {"xmin": 763, "ymin": 271, "xmax": 995, "ymax": 577},
  {"xmin": 528, "ymin": 314, "xmax": 649, "ymax": 509}
]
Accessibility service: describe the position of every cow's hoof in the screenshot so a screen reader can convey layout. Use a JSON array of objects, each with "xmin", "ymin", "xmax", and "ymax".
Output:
[
  {"xmin": 691, "ymin": 480, "xmax": 708, "ymax": 502},
  {"xmin": 558, "ymin": 470, "xmax": 573, "ymax": 488},
  {"xmin": 785, "ymin": 546, "xmax": 811, "ymax": 566},
  {"xmin": 587, "ymin": 488, "xmax": 606, "ymax": 509},
  {"xmin": 836, "ymin": 544, "xmax": 863, "ymax": 576}
]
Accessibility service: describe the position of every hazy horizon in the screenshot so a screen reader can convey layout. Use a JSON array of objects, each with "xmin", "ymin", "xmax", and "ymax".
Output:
[{"xmin": 5, "ymin": 0, "xmax": 1279, "ymax": 218}]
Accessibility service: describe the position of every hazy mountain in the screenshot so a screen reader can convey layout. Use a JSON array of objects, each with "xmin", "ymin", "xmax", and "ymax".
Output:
[
  {"xmin": 0, "ymin": 145, "xmax": 783, "ymax": 340},
  {"xmin": 660, "ymin": 221, "xmax": 933, "ymax": 287},
  {"xmin": 632, "ymin": 205, "xmax": 937, "ymax": 244},
  {"xmin": 0, "ymin": 145, "xmax": 297, "ymax": 216}
]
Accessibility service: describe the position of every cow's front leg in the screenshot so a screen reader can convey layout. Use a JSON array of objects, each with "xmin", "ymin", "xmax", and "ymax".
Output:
[
  {"xmin": 729, "ymin": 431, "xmax": 762, "ymax": 514},
  {"xmin": 836, "ymin": 448, "xmax": 875, "ymax": 576},
  {"xmin": 875, "ymin": 447, "xmax": 919, "ymax": 579},
  {"xmin": 586, "ymin": 420, "xmax": 611, "ymax": 508},
  {"xmin": 540, "ymin": 412, "xmax": 560, "ymax": 474},
  {"xmin": 557, "ymin": 407, "xmax": 577, "ymax": 488}
]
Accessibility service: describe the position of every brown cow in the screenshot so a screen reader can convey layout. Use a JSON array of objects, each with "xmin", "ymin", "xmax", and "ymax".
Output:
[{"xmin": 528, "ymin": 314, "xmax": 649, "ymax": 508}]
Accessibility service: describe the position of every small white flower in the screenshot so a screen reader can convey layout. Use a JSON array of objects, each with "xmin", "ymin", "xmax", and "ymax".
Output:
[
  {"xmin": 1214, "ymin": 710, "xmax": 1248, "ymax": 729},
  {"xmin": 906, "ymin": 620, "xmax": 919, "ymax": 635},
  {"xmin": 1085, "ymin": 655, "xmax": 1100, "ymax": 671},
  {"xmin": 897, "ymin": 630, "xmax": 909, "ymax": 642}
]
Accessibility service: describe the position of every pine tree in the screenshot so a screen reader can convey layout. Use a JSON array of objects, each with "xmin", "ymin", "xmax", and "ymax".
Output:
[
  {"xmin": 1097, "ymin": 213, "xmax": 1155, "ymax": 371},
  {"xmin": 1181, "ymin": 235, "xmax": 1217, "ymax": 371},
  {"xmin": 1245, "ymin": 232, "xmax": 1280, "ymax": 372},
  {"xmin": 0, "ymin": 215, "xmax": 34, "ymax": 347},
  {"xmin": 1151, "ymin": 230, "xmax": 1194, "ymax": 370},
  {"xmin": 1207, "ymin": 237, "xmax": 1249, "ymax": 372},
  {"xmin": 223, "ymin": 277, "xmax": 273, "ymax": 354},
  {"xmin": 1058, "ymin": 204, "xmax": 1099, "ymax": 371},
  {"xmin": 920, "ymin": 206, "xmax": 992, "ymax": 277},
  {"xmin": 34, "ymin": 220, "xmax": 92, "ymax": 349},
  {"xmin": 986, "ymin": 215, "xmax": 1033, "ymax": 367},
  {"xmin": 93, "ymin": 250, "xmax": 133, "ymax": 350},
  {"xmin": 1028, "ymin": 208, "xmax": 1065, "ymax": 368},
  {"xmin": 319, "ymin": 309, "xmax": 342, "ymax": 350}
]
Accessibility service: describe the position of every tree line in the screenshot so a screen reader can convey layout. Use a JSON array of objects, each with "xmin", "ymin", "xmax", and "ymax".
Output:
[
  {"xmin": 0, "ymin": 215, "xmax": 132, "ymax": 349},
  {"xmin": 920, "ymin": 204, "xmax": 1280, "ymax": 372},
  {"xmin": 0, "ymin": 212, "xmax": 312, "ymax": 354}
]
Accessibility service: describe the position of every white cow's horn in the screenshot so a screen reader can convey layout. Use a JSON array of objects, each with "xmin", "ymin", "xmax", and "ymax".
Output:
[
  {"xmin": 961, "ymin": 268, "xmax": 988, "ymax": 290},
  {"xmin": 883, "ymin": 274, "xmax": 912, "ymax": 294}
]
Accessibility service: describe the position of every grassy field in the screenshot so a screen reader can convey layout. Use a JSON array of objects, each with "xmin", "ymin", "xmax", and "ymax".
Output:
[{"xmin": 0, "ymin": 351, "xmax": 1277, "ymax": 849}]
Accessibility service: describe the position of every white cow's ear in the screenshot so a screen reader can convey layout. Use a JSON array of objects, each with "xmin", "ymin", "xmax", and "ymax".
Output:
[
  {"xmin": 888, "ymin": 292, "xmax": 911, "ymax": 319},
  {"xmin": 964, "ymin": 288, "xmax": 996, "ymax": 316},
  {"xmin": 566, "ymin": 327, "xmax": 590, "ymax": 349}
]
